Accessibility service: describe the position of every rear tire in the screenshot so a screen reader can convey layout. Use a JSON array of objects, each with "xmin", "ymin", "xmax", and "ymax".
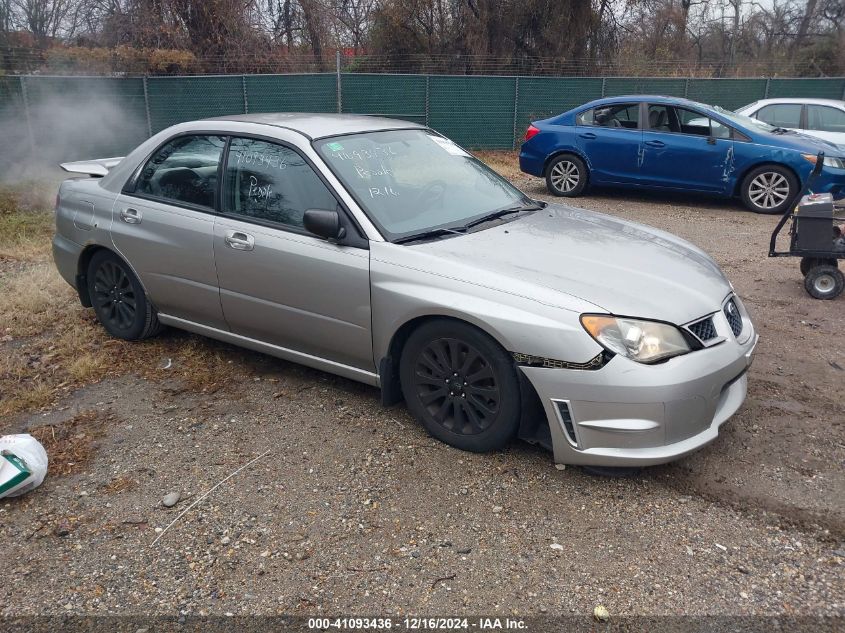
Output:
[
  {"xmin": 86, "ymin": 250, "xmax": 162, "ymax": 340},
  {"xmin": 740, "ymin": 164, "xmax": 797, "ymax": 215},
  {"xmin": 800, "ymin": 257, "xmax": 837, "ymax": 276},
  {"xmin": 545, "ymin": 154, "xmax": 588, "ymax": 197},
  {"xmin": 399, "ymin": 320, "xmax": 521, "ymax": 453},
  {"xmin": 804, "ymin": 265, "xmax": 844, "ymax": 300}
]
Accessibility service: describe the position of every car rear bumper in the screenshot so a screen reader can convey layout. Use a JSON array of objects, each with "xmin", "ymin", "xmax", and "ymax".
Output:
[
  {"xmin": 52, "ymin": 233, "xmax": 82, "ymax": 289},
  {"xmin": 520, "ymin": 319, "xmax": 758, "ymax": 467},
  {"xmin": 519, "ymin": 145, "xmax": 546, "ymax": 177}
]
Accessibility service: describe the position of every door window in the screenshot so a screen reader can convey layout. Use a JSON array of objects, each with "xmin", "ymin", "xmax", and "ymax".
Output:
[
  {"xmin": 134, "ymin": 135, "xmax": 225, "ymax": 209},
  {"xmin": 806, "ymin": 105, "xmax": 845, "ymax": 133},
  {"xmin": 756, "ymin": 104, "xmax": 802, "ymax": 128},
  {"xmin": 645, "ymin": 105, "xmax": 730, "ymax": 138},
  {"xmin": 223, "ymin": 138, "xmax": 337, "ymax": 230},
  {"xmin": 672, "ymin": 107, "xmax": 731, "ymax": 139},
  {"xmin": 578, "ymin": 103, "xmax": 640, "ymax": 129},
  {"xmin": 647, "ymin": 105, "xmax": 673, "ymax": 132}
]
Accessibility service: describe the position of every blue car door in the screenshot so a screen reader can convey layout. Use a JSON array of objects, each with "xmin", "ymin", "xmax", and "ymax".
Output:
[
  {"xmin": 639, "ymin": 104, "xmax": 733, "ymax": 193},
  {"xmin": 575, "ymin": 102, "xmax": 643, "ymax": 184}
]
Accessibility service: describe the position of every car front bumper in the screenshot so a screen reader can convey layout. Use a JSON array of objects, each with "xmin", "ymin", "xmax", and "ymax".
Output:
[
  {"xmin": 520, "ymin": 319, "xmax": 758, "ymax": 467},
  {"xmin": 811, "ymin": 168, "xmax": 845, "ymax": 200}
]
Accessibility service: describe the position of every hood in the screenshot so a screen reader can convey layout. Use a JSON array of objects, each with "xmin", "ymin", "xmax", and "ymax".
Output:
[
  {"xmin": 411, "ymin": 204, "xmax": 732, "ymax": 325},
  {"xmin": 756, "ymin": 129, "xmax": 844, "ymax": 156}
]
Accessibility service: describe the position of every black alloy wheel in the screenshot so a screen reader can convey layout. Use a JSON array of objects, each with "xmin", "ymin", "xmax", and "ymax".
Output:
[
  {"xmin": 92, "ymin": 258, "xmax": 137, "ymax": 331},
  {"xmin": 86, "ymin": 250, "xmax": 162, "ymax": 340},
  {"xmin": 413, "ymin": 337, "xmax": 499, "ymax": 436},
  {"xmin": 400, "ymin": 320, "xmax": 521, "ymax": 452}
]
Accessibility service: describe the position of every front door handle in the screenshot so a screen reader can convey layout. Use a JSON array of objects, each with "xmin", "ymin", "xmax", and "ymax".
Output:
[
  {"xmin": 578, "ymin": 132, "xmax": 597, "ymax": 139},
  {"xmin": 644, "ymin": 140, "xmax": 666, "ymax": 148},
  {"xmin": 119, "ymin": 208, "xmax": 142, "ymax": 224},
  {"xmin": 224, "ymin": 231, "xmax": 255, "ymax": 251}
]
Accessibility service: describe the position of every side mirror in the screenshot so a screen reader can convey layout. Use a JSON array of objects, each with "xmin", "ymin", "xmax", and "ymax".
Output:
[{"xmin": 303, "ymin": 208, "xmax": 347, "ymax": 241}]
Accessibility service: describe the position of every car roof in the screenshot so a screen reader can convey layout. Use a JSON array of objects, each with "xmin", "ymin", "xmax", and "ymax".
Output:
[
  {"xmin": 574, "ymin": 95, "xmax": 717, "ymax": 110},
  {"xmin": 206, "ymin": 113, "xmax": 424, "ymax": 139},
  {"xmin": 742, "ymin": 98, "xmax": 845, "ymax": 108}
]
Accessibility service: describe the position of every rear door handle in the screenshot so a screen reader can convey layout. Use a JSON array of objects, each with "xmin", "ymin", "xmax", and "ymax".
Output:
[
  {"xmin": 119, "ymin": 208, "xmax": 142, "ymax": 224},
  {"xmin": 644, "ymin": 140, "xmax": 666, "ymax": 148},
  {"xmin": 578, "ymin": 132, "xmax": 597, "ymax": 139},
  {"xmin": 224, "ymin": 230, "xmax": 255, "ymax": 251}
]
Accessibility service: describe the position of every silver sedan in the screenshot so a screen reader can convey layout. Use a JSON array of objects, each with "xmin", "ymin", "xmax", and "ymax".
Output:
[{"xmin": 52, "ymin": 114, "xmax": 758, "ymax": 469}]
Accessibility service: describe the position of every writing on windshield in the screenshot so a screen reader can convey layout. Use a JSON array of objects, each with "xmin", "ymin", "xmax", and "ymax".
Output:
[{"xmin": 316, "ymin": 129, "xmax": 526, "ymax": 240}]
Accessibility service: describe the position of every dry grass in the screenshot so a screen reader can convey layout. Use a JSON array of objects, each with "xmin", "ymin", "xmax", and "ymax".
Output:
[
  {"xmin": 29, "ymin": 410, "xmax": 106, "ymax": 477},
  {"xmin": 0, "ymin": 183, "xmax": 246, "ymax": 422},
  {"xmin": 0, "ymin": 183, "xmax": 56, "ymax": 262},
  {"xmin": 0, "ymin": 282, "xmax": 244, "ymax": 420},
  {"xmin": 1, "ymin": 263, "xmax": 77, "ymax": 337},
  {"xmin": 473, "ymin": 150, "xmax": 523, "ymax": 181},
  {"xmin": 100, "ymin": 474, "xmax": 136, "ymax": 494}
]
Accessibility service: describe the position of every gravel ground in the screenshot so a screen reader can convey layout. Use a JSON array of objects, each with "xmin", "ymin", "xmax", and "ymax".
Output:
[{"xmin": 1, "ymin": 162, "xmax": 844, "ymax": 624}]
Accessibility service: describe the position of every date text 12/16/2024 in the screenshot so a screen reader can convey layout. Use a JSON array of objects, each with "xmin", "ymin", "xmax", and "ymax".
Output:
[{"xmin": 307, "ymin": 617, "xmax": 529, "ymax": 630}]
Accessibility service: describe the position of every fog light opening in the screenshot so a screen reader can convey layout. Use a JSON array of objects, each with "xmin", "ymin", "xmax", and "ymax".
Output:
[{"xmin": 553, "ymin": 400, "xmax": 578, "ymax": 448}]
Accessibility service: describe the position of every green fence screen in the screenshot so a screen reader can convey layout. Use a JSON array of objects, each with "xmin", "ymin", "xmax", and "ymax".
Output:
[
  {"xmin": 247, "ymin": 73, "xmax": 337, "ymax": 115},
  {"xmin": 2, "ymin": 73, "xmax": 843, "ymax": 167}
]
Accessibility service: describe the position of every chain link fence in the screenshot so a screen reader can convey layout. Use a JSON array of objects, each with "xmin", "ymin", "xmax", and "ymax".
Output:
[{"xmin": 1, "ymin": 72, "xmax": 844, "ymax": 174}]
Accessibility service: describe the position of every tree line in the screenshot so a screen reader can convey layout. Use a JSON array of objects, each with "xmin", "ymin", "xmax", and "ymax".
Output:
[{"xmin": 0, "ymin": 0, "xmax": 842, "ymax": 76}]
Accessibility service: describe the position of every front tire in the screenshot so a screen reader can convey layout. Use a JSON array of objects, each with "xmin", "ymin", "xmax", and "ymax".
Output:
[
  {"xmin": 86, "ymin": 250, "xmax": 162, "ymax": 340},
  {"xmin": 399, "ymin": 320, "xmax": 521, "ymax": 453},
  {"xmin": 545, "ymin": 154, "xmax": 588, "ymax": 197},
  {"xmin": 740, "ymin": 164, "xmax": 797, "ymax": 215},
  {"xmin": 804, "ymin": 265, "xmax": 844, "ymax": 300}
]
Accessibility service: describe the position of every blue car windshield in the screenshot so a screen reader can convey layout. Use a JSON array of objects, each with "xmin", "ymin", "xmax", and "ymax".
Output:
[{"xmin": 315, "ymin": 129, "xmax": 530, "ymax": 240}]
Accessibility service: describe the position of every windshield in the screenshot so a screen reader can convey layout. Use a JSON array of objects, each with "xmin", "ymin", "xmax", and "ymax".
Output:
[
  {"xmin": 315, "ymin": 129, "xmax": 531, "ymax": 241},
  {"xmin": 707, "ymin": 103, "xmax": 775, "ymax": 133}
]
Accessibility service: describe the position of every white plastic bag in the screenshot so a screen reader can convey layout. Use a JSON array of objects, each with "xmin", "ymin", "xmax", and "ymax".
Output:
[{"xmin": 0, "ymin": 434, "xmax": 49, "ymax": 498}]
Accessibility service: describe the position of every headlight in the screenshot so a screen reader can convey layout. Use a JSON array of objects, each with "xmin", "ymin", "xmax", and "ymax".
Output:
[
  {"xmin": 580, "ymin": 315, "xmax": 690, "ymax": 364},
  {"xmin": 802, "ymin": 154, "xmax": 845, "ymax": 169}
]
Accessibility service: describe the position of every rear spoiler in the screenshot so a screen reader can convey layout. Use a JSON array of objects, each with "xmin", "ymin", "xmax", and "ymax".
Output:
[{"xmin": 59, "ymin": 157, "xmax": 124, "ymax": 177}]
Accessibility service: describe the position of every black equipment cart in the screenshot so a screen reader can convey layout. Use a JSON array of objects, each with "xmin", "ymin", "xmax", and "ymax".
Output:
[{"xmin": 768, "ymin": 153, "xmax": 845, "ymax": 300}]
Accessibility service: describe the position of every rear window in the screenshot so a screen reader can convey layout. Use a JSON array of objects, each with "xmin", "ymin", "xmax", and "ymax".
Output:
[
  {"xmin": 807, "ymin": 105, "xmax": 845, "ymax": 133},
  {"xmin": 577, "ymin": 103, "xmax": 640, "ymax": 129}
]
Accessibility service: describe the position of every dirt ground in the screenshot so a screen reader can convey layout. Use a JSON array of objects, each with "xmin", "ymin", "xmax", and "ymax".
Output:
[{"xmin": 0, "ymin": 157, "xmax": 843, "ymax": 622}]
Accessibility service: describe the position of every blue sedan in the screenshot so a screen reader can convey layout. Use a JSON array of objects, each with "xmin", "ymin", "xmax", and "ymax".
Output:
[{"xmin": 519, "ymin": 95, "xmax": 845, "ymax": 214}]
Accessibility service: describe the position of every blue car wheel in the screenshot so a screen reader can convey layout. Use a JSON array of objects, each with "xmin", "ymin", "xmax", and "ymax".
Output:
[
  {"xmin": 740, "ymin": 164, "xmax": 798, "ymax": 214},
  {"xmin": 546, "ymin": 154, "xmax": 588, "ymax": 197}
]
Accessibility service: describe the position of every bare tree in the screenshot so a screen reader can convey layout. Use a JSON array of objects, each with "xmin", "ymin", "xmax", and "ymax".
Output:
[
  {"xmin": 12, "ymin": 0, "xmax": 82, "ymax": 45},
  {"xmin": 1, "ymin": 0, "xmax": 843, "ymax": 76}
]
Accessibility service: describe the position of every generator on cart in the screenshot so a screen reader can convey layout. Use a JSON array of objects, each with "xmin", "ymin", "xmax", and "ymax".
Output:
[{"xmin": 769, "ymin": 153, "xmax": 845, "ymax": 300}]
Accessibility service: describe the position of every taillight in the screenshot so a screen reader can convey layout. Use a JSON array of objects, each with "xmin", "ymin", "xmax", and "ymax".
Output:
[{"xmin": 524, "ymin": 125, "xmax": 540, "ymax": 141}]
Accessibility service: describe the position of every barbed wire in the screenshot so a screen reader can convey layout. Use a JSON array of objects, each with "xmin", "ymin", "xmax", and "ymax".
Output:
[{"xmin": 0, "ymin": 47, "xmax": 838, "ymax": 78}]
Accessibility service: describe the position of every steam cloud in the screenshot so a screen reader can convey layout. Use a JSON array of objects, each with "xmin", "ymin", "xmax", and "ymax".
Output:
[{"xmin": 0, "ymin": 85, "xmax": 147, "ymax": 184}]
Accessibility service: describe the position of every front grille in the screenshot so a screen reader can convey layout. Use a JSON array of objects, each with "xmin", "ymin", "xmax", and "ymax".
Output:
[
  {"xmin": 554, "ymin": 400, "xmax": 578, "ymax": 447},
  {"xmin": 724, "ymin": 298, "xmax": 743, "ymax": 337},
  {"xmin": 688, "ymin": 316, "xmax": 717, "ymax": 342}
]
